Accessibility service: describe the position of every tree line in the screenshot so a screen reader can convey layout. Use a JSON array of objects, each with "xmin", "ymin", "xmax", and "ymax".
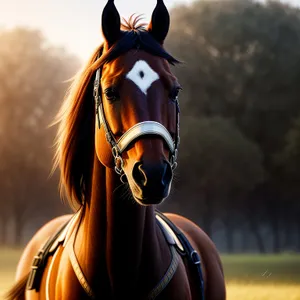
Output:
[
  {"xmin": 0, "ymin": 0, "xmax": 299, "ymax": 253},
  {"xmin": 0, "ymin": 28, "xmax": 79, "ymax": 245},
  {"xmin": 162, "ymin": 0, "xmax": 300, "ymax": 253}
]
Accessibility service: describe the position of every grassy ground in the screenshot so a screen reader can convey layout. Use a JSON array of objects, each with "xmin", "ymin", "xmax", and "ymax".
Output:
[
  {"xmin": 222, "ymin": 254, "xmax": 300, "ymax": 300},
  {"xmin": 222, "ymin": 254, "xmax": 300, "ymax": 284},
  {"xmin": 0, "ymin": 248, "xmax": 22, "ymax": 298},
  {"xmin": 1, "ymin": 248, "xmax": 299, "ymax": 299}
]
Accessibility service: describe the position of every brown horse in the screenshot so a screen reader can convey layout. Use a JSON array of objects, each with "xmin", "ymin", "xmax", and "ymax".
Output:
[{"xmin": 6, "ymin": 1, "xmax": 226, "ymax": 299}]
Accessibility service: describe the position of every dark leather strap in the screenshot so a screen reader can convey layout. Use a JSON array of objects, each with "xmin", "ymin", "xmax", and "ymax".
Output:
[
  {"xmin": 26, "ymin": 219, "xmax": 70, "ymax": 291},
  {"xmin": 155, "ymin": 210, "xmax": 205, "ymax": 300},
  {"xmin": 145, "ymin": 218, "xmax": 180, "ymax": 300}
]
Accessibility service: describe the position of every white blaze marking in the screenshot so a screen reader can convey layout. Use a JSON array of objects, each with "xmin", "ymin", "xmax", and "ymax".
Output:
[{"xmin": 126, "ymin": 60, "xmax": 159, "ymax": 95}]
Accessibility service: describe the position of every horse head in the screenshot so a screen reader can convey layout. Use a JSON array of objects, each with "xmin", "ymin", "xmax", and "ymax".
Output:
[
  {"xmin": 94, "ymin": 0, "xmax": 181, "ymax": 205},
  {"xmin": 54, "ymin": 0, "xmax": 181, "ymax": 209}
]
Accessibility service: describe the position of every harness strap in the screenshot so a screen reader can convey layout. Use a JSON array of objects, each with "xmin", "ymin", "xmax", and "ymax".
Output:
[
  {"xmin": 67, "ymin": 237, "xmax": 96, "ymax": 299},
  {"xmin": 146, "ymin": 246, "xmax": 179, "ymax": 300},
  {"xmin": 66, "ymin": 215, "xmax": 180, "ymax": 300},
  {"xmin": 155, "ymin": 210, "xmax": 205, "ymax": 300},
  {"xmin": 26, "ymin": 210, "xmax": 204, "ymax": 300},
  {"xmin": 156, "ymin": 214, "xmax": 184, "ymax": 252},
  {"xmin": 46, "ymin": 244, "xmax": 61, "ymax": 300},
  {"xmin": 66, "ymin": 212, "xmax": 96, "ymax": 299},
  {"xmin": 146, "ymin": 218, "xmax": 180, "ymax": 300},
  {"xmin": 26, "ymin": 219, "xmax": 70, "ymax": 291}
]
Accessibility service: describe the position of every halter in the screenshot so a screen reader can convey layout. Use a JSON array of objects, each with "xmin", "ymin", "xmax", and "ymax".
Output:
[{"xmin": 93, "ymin": 65, "xmax": 180, "ymax": 176}]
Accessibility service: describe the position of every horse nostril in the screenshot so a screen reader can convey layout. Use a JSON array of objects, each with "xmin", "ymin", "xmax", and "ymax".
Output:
[
  {"xmin": 132, "ymin": 161, "xmax": 172, "ymax": 189},
  {"xmin": 132, "ymin": 162, "xmax": 147, "ymax": 187}
]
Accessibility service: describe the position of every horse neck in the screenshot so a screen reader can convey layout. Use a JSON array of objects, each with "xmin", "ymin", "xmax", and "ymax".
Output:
[{"xmin": 76, "ymin": 155, "xmax": 164, "ymax": 298}]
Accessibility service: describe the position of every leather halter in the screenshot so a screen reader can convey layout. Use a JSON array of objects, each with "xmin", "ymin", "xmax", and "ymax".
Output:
[{"xmin": 93, "ymin": 65, "xmax": 180, "ymax": 175}]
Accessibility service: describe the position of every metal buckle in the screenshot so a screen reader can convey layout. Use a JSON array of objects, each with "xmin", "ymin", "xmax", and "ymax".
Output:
[
  {"xmin": 171, "ymin": 161, "xmax": 177, "ymax": 170},
  {"xmin": 170, "ymin": 149, "xmax": 178, "ymax": 170},
  {"xmin": 93, "ymin": 87, "xmax": 99, "ymax": 99},
  {"xmin": 112, "ymin": 146, "xmax": 120, "ymax": 158},
  {"xmin": 190, "ymin": 250, "xmax": 201, "ymax": 265},
  {"xmin": 112, "ymin": 146, "xmax": 124, "ymax": 175}
]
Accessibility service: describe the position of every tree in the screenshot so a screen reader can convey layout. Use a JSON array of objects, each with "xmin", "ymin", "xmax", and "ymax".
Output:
[
  {"xmin": 0, "ymin": 28, "xmax": 80, "ymax": 245},
  {"xmin": 164, "ymin": 0, "xmax": 300, "ymax": 252},
  {"xmin": 275, "ymin": 115, "xmax": 300, "ymax": 251},
  {"xmin": 167, "ymin": 117, "xmax": 264, "ymax": 250}
]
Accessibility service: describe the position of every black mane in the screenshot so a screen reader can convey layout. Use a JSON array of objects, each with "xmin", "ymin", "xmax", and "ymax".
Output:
[{"xmin": 98, "ymin": 29, "xmax": 180, "ymax": 67}]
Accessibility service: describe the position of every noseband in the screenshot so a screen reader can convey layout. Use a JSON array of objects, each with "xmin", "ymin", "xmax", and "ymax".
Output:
[{"xmin": 93, "ymin": 65, "xmax": 180, "ymax": 176}]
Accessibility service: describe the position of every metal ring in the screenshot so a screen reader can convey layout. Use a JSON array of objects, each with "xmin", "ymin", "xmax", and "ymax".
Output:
[
  {"xmin": 171, "ymin": 162, "xmax": 178, "ymax": 170},
  {"xmin": 112, "ymin": 146, "xmax": 120, "ymax": 158},
  {"xmin": 114, "ymin": 158, "xmax": 124, "ymax": 175},
  {"xmin": 115, "ymin": 156, "xmax": 124, "ymax": 169},
  {"xmin": 115, "ymin": 166, "xmax": 123, "ymax": 175}
]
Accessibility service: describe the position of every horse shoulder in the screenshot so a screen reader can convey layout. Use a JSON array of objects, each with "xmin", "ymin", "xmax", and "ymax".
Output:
[
  {"xmin": 15, "ymin": 214, "xmax": 72, "ymax": 281},
  {"xmin": 164, "ymin": 213, "xmax": 226, "ymax": 300}
]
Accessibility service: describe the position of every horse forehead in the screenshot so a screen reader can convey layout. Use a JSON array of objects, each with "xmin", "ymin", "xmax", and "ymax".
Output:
[
  {"xmin": 102, "ymin": 52, "xmax": 175, "ymax": 91},
  {"xmin": 125, "ymin": 60, "xmax": 160, "ymax": 95}
]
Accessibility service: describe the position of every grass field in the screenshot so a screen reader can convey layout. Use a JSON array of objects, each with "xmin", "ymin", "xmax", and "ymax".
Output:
[
  {"xmin": 1, "ymin": 248, "xmax": 299, "ymax": 299},
  {"xmin": 222, "ymin": 254, "xmax": 300, "ymax": 300}
]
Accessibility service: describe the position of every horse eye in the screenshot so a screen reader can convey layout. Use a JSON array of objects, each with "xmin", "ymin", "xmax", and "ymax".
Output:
[
  {"xmin": 170, "ymin": 86, "xmax": 182, "ymax": 102},
  {"xmin": 104, "ymin": 87, "xmax": 119, "ymax": 102}
]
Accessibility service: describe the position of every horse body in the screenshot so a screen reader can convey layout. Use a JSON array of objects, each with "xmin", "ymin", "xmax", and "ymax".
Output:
[
  {"xmin": 7, "ymin": 1, "xmax": 226, "ymax": 299},
  {"xmin": 14, "ymin": 202, "xmax": 224, "ymax": 299}
]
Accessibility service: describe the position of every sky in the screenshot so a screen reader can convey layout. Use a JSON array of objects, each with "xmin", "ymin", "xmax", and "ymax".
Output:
[
  {"xmin": 0, "ymin": 0, "xmax": 299, "ymax": 61},
  {"xmin": 0, "ymin": 0, "xmax": 192, "ymax": 61}
]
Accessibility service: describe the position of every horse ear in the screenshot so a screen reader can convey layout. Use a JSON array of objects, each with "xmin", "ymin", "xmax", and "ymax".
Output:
[
  {"xmin": 148, "ymin": 0, "xmax": 170, "ymax": 44},
  {"xmin": 102, "ymin": 0, "xmax": 121, "ymax": 46}
]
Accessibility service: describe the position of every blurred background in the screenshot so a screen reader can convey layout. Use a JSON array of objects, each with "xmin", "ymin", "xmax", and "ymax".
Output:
[{"xmin": 1, "ymin": 0, "xmax": 300, "ymax": 299}]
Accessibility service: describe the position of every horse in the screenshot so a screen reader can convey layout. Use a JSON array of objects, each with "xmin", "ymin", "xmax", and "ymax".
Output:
[{"xmin": 6, "ymin": 1, "xmax": 226, "ymax": 299}]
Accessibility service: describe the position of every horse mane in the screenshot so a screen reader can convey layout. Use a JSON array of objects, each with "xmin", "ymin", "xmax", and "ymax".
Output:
[
  {"xmin": 51, "ymin": 46, "xmax": 101, "ymax": 210},
  {"xmin": 121, "ymin": 14, "xmax": 147, "ymax": 31},
  {"xmin": 52, "ymin": 16, "xmax": 180, "ymax": 210}
]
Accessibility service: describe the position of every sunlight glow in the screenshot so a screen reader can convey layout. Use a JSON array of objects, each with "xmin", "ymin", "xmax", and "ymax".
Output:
[{"xmin": 0, "ymin": 0, "xmax": 193, "ymax": 60}]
